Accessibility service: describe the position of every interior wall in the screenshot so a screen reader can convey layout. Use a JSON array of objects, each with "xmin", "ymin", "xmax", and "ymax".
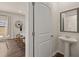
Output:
[
  {"xmin": 0, "ymin": 2, "xmax": 28, "ymax": 57},
  {"xmin": 51, "ymin": 2, "xmax": 79, "ymax": 57},
  {"xmin": 0, "ymin": 2, "xmax": 28, "ymax": 37},
  {"xmin": 10, "ymin": 14, "xmax": 25, "ymax": 38},
  {"xmin": 0, "ymin": 12, "xmax": 25, "ymax": 38},
  {"xmin": 49, "ymin": 3, "xmax": 59, "ymax": 55}
]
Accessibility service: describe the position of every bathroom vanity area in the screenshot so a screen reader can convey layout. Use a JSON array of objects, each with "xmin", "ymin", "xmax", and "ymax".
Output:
[
  {"xmin": 59, "ymin": 7, "xmax": 79, "ymax": 57},
  {"xmin": 56, "ymin": 3, "xmax": 79, "ymax": 57}
]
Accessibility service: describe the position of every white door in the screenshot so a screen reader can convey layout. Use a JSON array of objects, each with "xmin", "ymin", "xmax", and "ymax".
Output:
[{"xmin": 34, "ymin": 3, "xmax": 53, "ymax": 57}]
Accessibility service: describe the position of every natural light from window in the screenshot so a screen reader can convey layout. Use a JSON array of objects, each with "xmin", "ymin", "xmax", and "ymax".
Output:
[{"xmin": 0, "ymin": 15, "xmax": 8, "ymax": 38}]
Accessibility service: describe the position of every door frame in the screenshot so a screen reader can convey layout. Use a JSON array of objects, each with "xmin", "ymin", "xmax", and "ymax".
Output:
[
  {"xmin": 32, "ymin": 2, "xmax": 35, "ymax": 57},
  {"xmin": 29, "ymin": 2, "xmax": 53, "ymax": 57}
]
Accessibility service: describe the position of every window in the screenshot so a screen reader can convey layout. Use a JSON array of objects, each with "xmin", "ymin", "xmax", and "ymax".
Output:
[{"xmin": 0, "ymin": 15, "xmax": 8, "ymax": 37}]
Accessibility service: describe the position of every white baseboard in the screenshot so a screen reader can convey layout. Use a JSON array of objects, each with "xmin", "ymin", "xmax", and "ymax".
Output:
[{"xmin": 51, "ymin": 50, "xmax": 64, "ymax": 57}]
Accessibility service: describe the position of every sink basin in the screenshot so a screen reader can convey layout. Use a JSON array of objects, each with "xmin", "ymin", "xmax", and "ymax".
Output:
[
  {"xmin": 59, "ymin": 36, "xmax": 77, "ymax": 43},
  {"xmin": 58, "ymin": 36, "xmax": 77, "ymax": 57}
]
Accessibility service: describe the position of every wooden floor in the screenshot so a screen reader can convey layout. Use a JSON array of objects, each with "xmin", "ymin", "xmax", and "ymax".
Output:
[{"xmin": 5, "ymin": 40, "xmax": 25, "ymax": 57}]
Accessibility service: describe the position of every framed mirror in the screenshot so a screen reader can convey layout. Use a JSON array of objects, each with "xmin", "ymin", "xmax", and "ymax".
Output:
[{"xmin": 60, "ymin": 8, "xmax": 79, "ymax": 33}]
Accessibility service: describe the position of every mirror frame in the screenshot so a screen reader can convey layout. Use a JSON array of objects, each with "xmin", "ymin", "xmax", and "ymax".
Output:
[{"xmin": 60, "ymin": 8, "xmax": 79, "ymax": 33}]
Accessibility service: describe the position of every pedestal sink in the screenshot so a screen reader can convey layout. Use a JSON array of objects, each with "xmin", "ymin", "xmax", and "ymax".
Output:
[{"xmin": 58, "ymin": 36, "xmax": 77, "ymax": 57}]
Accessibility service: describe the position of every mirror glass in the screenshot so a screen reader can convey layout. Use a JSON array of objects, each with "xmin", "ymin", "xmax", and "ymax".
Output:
[{"xmin": 60, "ymin": 8, "xmax": 79, "ymax": 32}]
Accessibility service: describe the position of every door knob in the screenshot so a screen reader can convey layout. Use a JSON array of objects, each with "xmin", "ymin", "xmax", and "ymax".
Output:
[{"xmin": 51, "ymin": 35, "xmax": 53, "ymax": 37}]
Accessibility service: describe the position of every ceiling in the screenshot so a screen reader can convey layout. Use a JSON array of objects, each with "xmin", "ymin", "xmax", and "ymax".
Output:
[{"xmin": 0, "ymin": 2, "xmax": 28, "ymax": 14}]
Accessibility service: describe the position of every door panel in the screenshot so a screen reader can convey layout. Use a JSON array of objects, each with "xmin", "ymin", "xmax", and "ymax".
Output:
[
  {"xmin": 39, "ymin": 33, "xmax": 50, "ymax": 43},
  {"xmin": 34, "ymin": 3, "xmax": 53, "ymax": 57},
  {"xmin": 39, "ymin": 40, "xmax": 50, "ymax": 57}
]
